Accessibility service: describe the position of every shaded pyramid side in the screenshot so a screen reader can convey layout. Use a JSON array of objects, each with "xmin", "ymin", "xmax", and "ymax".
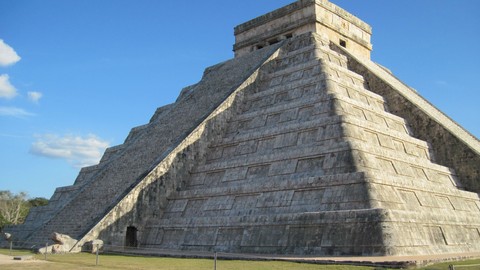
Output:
[
  {"xmin": 329, "ymin": 43, "xmax": 480, "ymax": 255},
  {"xmin": 11, "ymin": 43, "xmax": 282, "ymax": 249},
  {"xmin": 334, "ymin": 44, "xmax": 480, "ymax": 194}
]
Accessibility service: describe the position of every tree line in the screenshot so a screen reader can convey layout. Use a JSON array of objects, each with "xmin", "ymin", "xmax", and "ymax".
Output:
[{"xmin": 0, "ymin": 190, "xmax": 48, "ymax": 230}]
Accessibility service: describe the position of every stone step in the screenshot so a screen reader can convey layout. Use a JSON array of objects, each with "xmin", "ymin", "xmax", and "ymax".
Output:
[
  {"xmin": 260, "ymin": 58, "xmax": 323, "ymax": 82},
  {"xmin": 162, "ymin": 197, "xmax": 369, "ymax": 220},
  {"xmin": 147, "ymin": 208, "xmax": 386, "ymax": 228},
  {"xmin": 325, "ymin": 64, "xmax": 367, "ymax": 89},
  {"xmin": 215, "ymin": 115, "xmax": 342, "ymax": 148},
  {"xmin": 241, "ymin": 76, "xmax": 326, "ymax": 114},
  {"xmin": 342, "ymin": 115, "xmax": 431, "ymax": 158},
  {"xmin": 368, "ymin": 171, "xmax": 473, "ymax": 199},
  {"xmin": 263, "ymin": 44, "xmax": 318, "ymax": 74},
  {"xmin": 335, "ymin": 95, "xmax": 410, "ymax": 134},
  {"xmin": 98, "ymin": 144, "xmax": 125, "ymax": 165},
  {"xmin": 208, "ymin": 125, "xmax": 346, "ymax": 167},
  {"xmin": 330, "ymin": 78, "xmax": 387, "ymax": 112},
  {"xmin": 194, "ymin": 141, "xmax": 352, "ymax": 174},
  {"xmin": 264, "ymin": 43, "xmax": 349, "ymax": 74},
  {"xmin": 352, "ymin": 140, "xmax": 454, "ymax": 178},
  {"xmin": 183, "ymin": 172, "xmax": 364, "ymax": 197},
  {"xmin": 228, "ymin": 89, "xmax": 333, "ymax": 127}
]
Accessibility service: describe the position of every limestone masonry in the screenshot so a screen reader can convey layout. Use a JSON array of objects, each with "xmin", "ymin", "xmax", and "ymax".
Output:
[{"xmin": 5, "ymin": 0, "xmax": 480, "ymax": 256}]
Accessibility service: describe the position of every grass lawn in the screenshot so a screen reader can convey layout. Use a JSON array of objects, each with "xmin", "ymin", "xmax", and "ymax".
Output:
[
  {"xmin": 420, "ymin": 259, "xmax": 480, "ymax": 270},
  {"xmin": 0, "ymin": 249, "xmax": 373, "ymax": 270},
  {"xmin": 1, "ymin": 249, "xmax": 479, "ymax": 270}
]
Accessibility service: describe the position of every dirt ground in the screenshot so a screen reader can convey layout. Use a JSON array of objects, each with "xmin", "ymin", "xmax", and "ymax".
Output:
[{"xmin": 0, "ymin": 254, "xmax": 47, "ymax": 265}]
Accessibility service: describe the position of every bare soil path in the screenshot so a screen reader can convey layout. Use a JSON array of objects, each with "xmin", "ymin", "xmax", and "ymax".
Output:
[{"xmin": 0, "ymin": 253, "xmax": 47, "ymax": 265}]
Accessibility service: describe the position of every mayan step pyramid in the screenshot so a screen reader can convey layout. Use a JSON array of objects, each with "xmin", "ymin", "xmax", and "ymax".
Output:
[{"xmin": 7, "ymin": 0, "xmax": 480, "ymax": 256}]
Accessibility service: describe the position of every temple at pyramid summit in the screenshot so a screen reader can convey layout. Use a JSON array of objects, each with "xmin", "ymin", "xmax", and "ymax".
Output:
[{"xmin": 5, "ymin": 0, "xmax": 480, "ymax": 257}]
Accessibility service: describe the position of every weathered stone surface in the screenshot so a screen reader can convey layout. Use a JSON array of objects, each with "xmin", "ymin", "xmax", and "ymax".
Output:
[
  {"xmin": 8, "ymin": 0, "xmax": 480, "ymax": 258},
  {"xmin": 37, "ymin": 233, "xmax": 80, "ymax": 254},
  {"xmin": 83, "ymin": 239, "xmax": 104, "ymax": 253},
  {"xmin": 3, "ymin": 233, "xmax": 11, "ymax": 241}
]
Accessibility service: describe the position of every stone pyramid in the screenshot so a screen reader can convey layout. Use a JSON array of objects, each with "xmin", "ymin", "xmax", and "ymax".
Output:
[{"xmin": 8, "ymin": 0, "xmax": 480, "ymax": 256}]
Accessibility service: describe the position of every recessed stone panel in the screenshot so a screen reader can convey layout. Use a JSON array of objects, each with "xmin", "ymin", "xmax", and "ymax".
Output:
[
  {"xmin": 291, "ymin": 189, "xmax": 325, "ymax": 206},
  {"xmin": 203, "ymin": 196, "xmax": 235, "ymax": 211},
  {"xmin": 296, "ymin": 156, "xmax": 325, "ymax": 175},
  {"xmin": 222, "ymin": 144, "xmax": 238, "ymax": 159},
  {"xmin": 274, "ymin": 132, "xmax": 298, "ymax": 149},
  {"xmin": 232, "ymin": 195, "xmax": 259, "ymax": 210},
  {"xmin": 189, "ymin": 173, "xmax": 206, "ymax": 186},
  {"xmin": 237, "ymin": 140, "xmax": 259, "ymax": 155},
  {"xmin": 435, "ymin": 196, "xmax": 455, "ymax": 210},
  {"xmin": 247, "ymin": 164, "xmax": 271, "ymax": 179},
  {"xmin": 206, "ymin": 147, "xmax": 223, "ymax": 161},
  {"xmin": 269, "ymin": 160, "xmax": 297, "ymax": 176},
  {"xmin": 266, "ymin": 113, "xmax": 281, "ymax": 126},
  {"xmin": 377, "ymin": 133, "xmax": 394, "ymax": 149},
  {"xmin": 165, "ymin": 199, "xmax": 188, "ymax": 213},
  {"xmin": 279, "ymin": 108, "xmax": 298, "ymax": 123},
  {"xmin": 204, "ymin": 170, "xmax": 226, "ymax": 186},
  {"xmin": 297, "ymin": 105, "xmax": 315, "ymax": 121},
  {"xmin": 282, "ymin": 70, "xmax": 304, "ymax": 83},
  {"xmin": 411, "ymin": 166, "xmax": 429, "ymax": 181},
  {"xmin": 143, "ymin": 227, "xmax": 160, "ymax": 246},
  {"xmin": 160, "ymin": 229, "xmax": 186, "ymax": 248},
  {"xmin": 216, "ymin": 228, "xmax": 244, "ymax": 247},
  {"xmin": 241, "ymin": 226, "xmax": 288, "ymax": 247},
  {"xmin": 223, "ymin": 167, "xmax": 247, "ymax": 182},
  {"xmin": 398, "ymin": 190, "xmax": 421, "ymax": 208},
  {"xmin": 182, "ymin": 199, "xmax": 206, "ymax": 217},
  {"xmin": 297, "ymin": 129, "xmax": 317, "ymax": 145},
  {"xmin": 376, "ymin": 158, "xmax": 397, "ymax": 174},
  {"xmin": 287, "ymin": 226, "xmax": 324, "ymax": 254},
  {"xmin": 256, "ymin": 190, "xmax": 294, "ymax": 208},
  {"xmin": 184, "ymin": 227, "xmax": 217, "ymax": 246},
  {"xmin": 257, "ymin": 138, "xmax": 276, "ymax": 152},
  {"xmin": 424, "ymin": 226, "xmax": 447, "ymax": 245}
]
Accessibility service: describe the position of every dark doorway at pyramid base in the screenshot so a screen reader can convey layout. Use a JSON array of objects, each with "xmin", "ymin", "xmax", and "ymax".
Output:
[{"xmin": 125, "ymin": 226, "xmax": 138, "ymax": 247}]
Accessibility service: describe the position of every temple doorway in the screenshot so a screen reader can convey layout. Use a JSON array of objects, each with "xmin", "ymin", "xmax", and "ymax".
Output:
[{"xmin": 125, "ymin": 226, "xmax": 138, "ymax": 247}]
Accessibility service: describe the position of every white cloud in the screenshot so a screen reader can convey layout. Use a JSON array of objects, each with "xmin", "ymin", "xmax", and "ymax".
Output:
[
  {"xmin": 28, "ymin": 91, "xmax": 43, "ymax": 103},
  {"xmin": 0, "ymin": 40, "xmax": 21, "ymax": 66},
  {"xmin": 30, "ymin": 134, "xmax": 110, "ymax": 168},
  {"xmin": 0, "ymin": 74, "xmax": 18, "ymax": 99},
  {"xmin": 0, "ymin": 106, "xmax": 34, "ymax": 118}
]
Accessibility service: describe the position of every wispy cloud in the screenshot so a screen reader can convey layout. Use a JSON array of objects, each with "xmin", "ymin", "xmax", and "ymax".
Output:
[
  {"xmin": 0, "ymin": 133, "xmax": 30, "ymax": 139},
  {"xmin": 0, "ymin": 106, "xmax": 34, "ymax": 118},
  {"xmin": 0, "ymin": 74, "xmax": 18, "ymax": 99},
  {"xmin": 27, "ymin": 91, "xmax": 43, "ymax": 103},
  {"xmin": 30, "ymin": 134, "xmax": 110, "ymax": 168},
  {"xmin": 0, "ymin": 40, "xmax": 21, "ymax": 66}
]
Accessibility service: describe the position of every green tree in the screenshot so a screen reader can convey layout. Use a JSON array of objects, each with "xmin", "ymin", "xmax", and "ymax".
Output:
[
  {"xmin": 28, "ymin": 197, "xmax": 49, "ymax": 207},
  {"xmin": 0, "ymin": 191, "xmax": 29, "ymax": 230},
  {"xmin": 0, "ymin": 191, "xmax": 50, "ymax": 230}
]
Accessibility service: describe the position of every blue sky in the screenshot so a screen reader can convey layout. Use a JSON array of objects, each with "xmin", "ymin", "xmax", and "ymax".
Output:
[{"xmin": 1, "ymin": 0, "xmax": 479, "ymax": 199}]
